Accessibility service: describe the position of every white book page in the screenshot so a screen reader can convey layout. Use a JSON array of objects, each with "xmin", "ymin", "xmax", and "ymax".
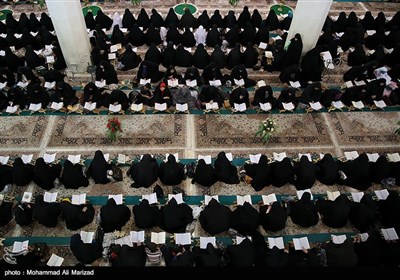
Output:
[
  {"xmin": 331, "ymin": 234, "xmax": 347, "ymax": 244},
  {"xmin": 108, "ymin": 53, "xmax": 116, "ymax": 60},
  {"xmin": 382, "ymin": 228, "xmax": 399, "ymax": 241},
  {"xmin": 108, "ymin": 194, "xmax": 123, "ymax": 205},
  {"xmin": 29, "ymin": 103, "xmax": 41, "ymax": 111},
  {"xmin": 109, "ymin": 104, "xmax": 122, "ymax": 113},
  {"xmin": 130, "ymin": 231, "xmax": 145, "ymax": 243},
  {"xmin": 80, "ymin": 231, "xmax": 94, "ymax": 243},
  {"xmin": 332, "ymin": 101, "xmax": 345, "ymax": 109},
  {"xmin": 236, "ymin": 195, "xmax": 252, "ymax": 205},
  {"xmin": 297, "ymin": 189, "xmax": 313, "ymax": 200},
  {"xmin": 373, "ymin": 100, "xmax": 386, "ymax": 108},
  {"xmin": 225, "ymin": 152, "xmax": 233, "ymax": 162},
  {"xmin": 0, "ymin": 156, "xmax": 9, "ymax": 165},
  {"xmin": 354, "ymin": 80, "xmax": 366, "ymax": 86},
  {"xmin": 43, "ymin": 153, "xmax": 56, "ymax": 163},
  {"xmin": 46, "ymin": 56, "xmax": 55, "ymax": 63},
  {"xmin": 289, "ymin": 81, "xmax": 301, "ymax": 88},
  {"xmin": 139, "ymin": 78, "xmax": 151, "ymax": 85},
  {"xmin": 234, "ymin": 103, "xmax": 247, "ymax": 112},
  {"xmin": 345, "ymin": 81, "xmax": 354, "ymax": 88},
  {"xmin": 6, "ymin": 106, "xmax": 18, "ymax": 114},
  {"xmin": 141, "ymin": 193, "xmax": 158, "ymax": 204},
  {"xmin": 176, "ymin": 103, "xmax": 188, "ymax": 112},
  {"xmin": 21, "ymin": 154, "xmax": 33, "ymax": 164},
  {"xmin": 72, "ymin": 193, "xmax": 86, "ymax": 205},
  {"xmin": 267, "ymin": 237, "xmax": 284, "ymax": 249},
  {"xmin": 186, "ymin": 80, "xmax": 197, "ymax": 87},
  {"xmin": 12, "ymin": 241, "xmax": 29, "ymax": 253},
  {"xmin": 359, "ymin": 233, "xmax": 369, "ymax": 242},
  {"xmin": 168, "ymin": 79, "xmax": 179, "ymax": 87},
  {"xmin": 84, "ymin": 102, "xmax": 96, "ymax": 111},
  {"xmin": 282, "ymin": 102, "xmax": 295, "ymax": 111},
  {"xmin": 309, "ymin": 102, "xmax": 323, "ymax": 111},
  {"xmin": 44, "ymin": 192, "xmax": 58, "ymax": 203},
  {"xmin": 298, "ymin": 153, "xmax": 312, "ymax": 162},
  {"xmin": 209, "ymin": 80, "xmax": 222, "ymax": 87},
  {"xmin": 374, "ymin": 189, "xmax": 389, "ymax": 200},
  {"xmin": 198, "ymin": 155, "xmax": 212, "ymax": 164},
  {"xmin": 273, "ymin": 152, "xmax": 287, "ymax": 162},
  {"xmin": 154, "ymin": 103, "xmax": 167, "ymax": 111},
  {"xmin": 95, "ymin": 80, "xmax": 106, "ymax": 88},
  {"xmin": 259, "ymin": 102, "xmax": 272, "ymax": 111},
  {"xmin": 22, "ymin": 192, "xmax": 32, "ymax": 203},
  {"xmin": 249, "ymin": 154, "xmax": 262, "ymax": 164},
  {"xmin": 168, "ymin": 193, "xmax": 184, "ymax": 204},
  {"xmin": 67, "ymin": 154, "xmax": 81, "ymax": 164},
  {"xmin": 47, "ymin": 254, "xmax": 64, "ymax": 267},
  {"xmin": 205, "ymin": 102, "xmax": 219, "ymax": 110},
  {"xmin": 234, "ymin": 79, "xmax": 245, "ymax": 86},
  {"xmin": 262, "ymin": 194, "xmax": 277, "ymax": 205},
  {"xmin": 351, "ymin": 192, "xmax": 364, "ymax": 203},
  {"xmin": 293, "ymin": 237, "xmax": 310, "ymax": 250},
  {"xmin": 257, "ymin": 80, "xmax": 266, "ymax": 87},
  {"xmin": 327, "ymin": 191, "xmax": 340, "ymax": 201},
  {"xmin": 200, "ymin": 237, "xmax": 216, "ymax": 249},
  {"xmin": 366, "ymin": 153, "xmax": 379, "ymax": 162},
  {"xmin": 344, "ymin": 151, "xmax": 359, "ymax": 161},
  {"xmin": 50, "ymin": 102, "xmax": 63, "ymax": 110},
  {"xmin": 204, "ymin": 195, "xmax": 219, "ymax": 205},
  {"xmin": 44, "ymin": 81, "xmax": 56, "ymax": 89},
  {"xmin": 236, "ymin": 236, "xmax": 252, "ymax": 245},
  {"xmin": 175, "ymin": 233, "xmax": 191, "ymax": 245},
  {"xmin": 352, "ymin": 101, "xmax": 364, "ymax": 109},
  {"xmin": 258, "ymin": 42, "xmax": 268, "ymax": 49},
  {"xmin": 387, "ymin": 153, "xmax": 400, "ymax": 162},
  {"xmin": 131, "ymin": 103, "xmax": 143, "ymax": 112},
  {"xmin": 151, "ymin": 232, "xmax": 166, "ymax": 244}
]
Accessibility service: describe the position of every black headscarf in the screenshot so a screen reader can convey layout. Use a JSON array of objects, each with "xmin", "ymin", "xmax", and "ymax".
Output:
[
  {"xmin": 32, "ymin": 194, "xmax": 61, "ymax": 228},
  {"xmin": 199, "ymin": 198, "xmax": 232, "ymax": 235},
  {"xmin": 60, "ymin": 159, "xmax": 89, "ymax": 189},
  {"xmin": 316, "ymin": 153, "xmax": 339, "ymax": 185},
  {"xmin": 289, "ymin": 192, "xmax": 319, "ymax": 227},
  {"xmin": 159, "ymin": 154, "xmax": 185, "ymax": 185},
  {"xmin": 349, "ymin": 194, "xmax": 377, "ymax": 232},
  {"xmin": 60, "ymin": 200, "xmax": 95, "ymax": 230},
  {"xmin": 100, "ymin": 198, "xmax": 131, "ymax": 233},
  {"xmin": 317, "ymin": 194, "xmax": 352, "ymax": 228},
  {"xmin": 259, "ymin": 202, "xmax": 288, "ymax": 232},
  {"xmin": 132, "ymin": 199, "xmax": 160, "ymax": 229},
  {"xmin": 86, "ymin": 150, "xmax": 110, "ymax": 184},
  {"xmin": 33, "ymin": 157, "xmax": 61, "ymax": 191},
  {"xmin": 127, "ymin": 154, "xmax": 159, "ymax": 188},
  {"xmin": 159, "ymin": 198, "xmax": 193, "ymax": 233},
  {"xmin": 214, "ymin": 151, "xmax": 239, "ymax": 184},
  {"xmin": 12, "ymin": 157, "xmax": 34, "ymax": 186},
  {"xmin": 244, "ymin": 155, "xmax": 270, "ymax": 191},
  {"xmin": 192, "ymin": 159, "xmax": 217, "ymax": 187},
  {"xmin": 293, "ymin": 155, "xmax": 318, "ymax": 190},
  {"xmin": 231, "ymin": 202, "xmax": 260, "ymax": 236}
]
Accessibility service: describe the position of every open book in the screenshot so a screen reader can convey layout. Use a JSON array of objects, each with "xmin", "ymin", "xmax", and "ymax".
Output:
[
  {"xmin": 258, "ymin": 42, "xmax": 268, "ymax": 49},
  {"xmin": 175, "ymin": 233, "xmax": 191, "ymax": 245},
  {"xmin": 249, "ymin": 153, "xmax": 262, "ymax": 164},
  {"xmin": 43, "ymin": 153, "xmax": 56, "ymax": 163},
  {"xmin": 29, "ymin": 103, "xmax": 42, "ymax": 112},
  {"xmin": 186, "ymin": 79, "xmax": 197, "ymax": 87},
  {"xmin": 273, "ymin": 152, "xmax": 287, "ymax": 162},
  {"xmin": 209, "ymin": 80, "xmax": 222, "ymax": 87},
  {"xmin": 176, "ymin": 103, "xmax": 188, "ymax": 112},
  {"xmin": 109, "ymin": 104, "xmax": 122, "ymax": 113},
  {"xmin": 117, "ymin": 154, "xmax": 126, "ymax": 164},
  {"xmin": 282, "ymin": 102, "xmax": 295, "ymax": 111},
  {"xmin": 224, "ymin": 152, "xmax": 233, "ymax": 161},
  {"xmin": 108, "ymin": 194, "xmax": 123, "ymax": 205},
  {"xmin": 331, "ymin": 234, "xmax": 347, "ymax": 244},
  {"xmin": 366, "ymin": 30, "xmax": 376, "ymax": 36},
  {"xmin": 103, "ymin": 153, "xmax": 109, "ymax": 162},
  {"xmin": 234, "ymin": 103, "xmax": 247, "ymax": 112},
  {"xmin": 366, "ymin": 153, "xmax": 379, "ymax": 162},
  {"xmin": 257, "ymin": 80, "xmax": 266, "ymax": 88},
  {"xmin": 168, "ymin": 79, "xmax": 179, "ymax": 87},
  {"xmin": 200, "ymin": 237, "xmax": 216, "ymax": 249},
  {"xmin": 198, "ymin": 155, "xmax": 212, "ymax": 164},
  {"xmin": 47, "ymin": 254, "xmax": 64, "ymax": 267},
  {"xmin": 12, "ymin": 241, "xmax": 29, "ymax": 253},
  {"xmin": 154, "ymin": 103, "xmax": 167, "ymax": 111},
  {"xmin": 168, "ymin": 193, "xmax": 184, "ymax": 204},
  {"xmin": 344, "ymin": 151, "xmax": 359, "ymax": 161},
  {"xmin": 354, "ymin": 80, "xmax": 366, "ymax": 86},
  {"xmin": 320, "ymin": 51, "xmax": 334, "ymax": 69},
  {"xmin": 72, "ymin": 193, "xmax": 86, "ymax": 205},
  {"xmin": 259, "ymin": 102, "xmax": 272, "ymax": 111},
  {"xmin": 381, "ymin": 228, "xmax": 399, "ymax": 241},
  {"xmin": 236, "ymin": 236, "xmax": 252, "ymax": 244},
  {"xmin": 373, "ymin": 100, "xmax": 386, "ymax": 109},
  {"xmin": 95, "ymin": 80, "xmax": 106, "ymax": 88},
  {"xmin": 115, "ymin": 236, "xmax": 132, "ymax": 247},
  {"xmin": 141, "ymin": 193, "xmax": 158, "ymax": 204},
  {"xmin": 44, "ymin": 81, "xmax": 56, "ymax": 89},
  {"xmin": 359, "ymin": 233, "xmax": 369, "ymax": 242},
  {"xmin": 234, "ymin": 79, "xmax": 245, "ymax": 86},
  {"xmin": 84, "ymin": 102, "xmax": 96, "ymax": 111},
  {"xmin": 309, "ymin": 102, "xmax": 323, "ymax": 111},
  {"xmin": 80, "ymin": 231, "xmax": 94, "ymax": 243},
  {"xmin": 0, "ymin": 156, "xmax": 10, "ymax": 165},
  {"xmin": 139, "ymin": 78, "xmax": 151, "ymax": 85},
  {"xmin": 151, "ymin": 232, "xmax": 166, "ymax": 244},
  {"xmin": 130, "ymin": 231, "xmax": 145, "ymax": 243},
  {"xmin": 204, "ymin": 195, "xmax": 219, "ymax": 205},
  {"xmin": 297, "ymin": 189, "xmax": 313, "ymax": 200},
  {"xmin": 267, "ymin": 237, "xmax": 284, "ymax": 249},
  {"xmin": 351, "ymin": 192, "xmax": 364, "ymax": 203},
  {"xmin": 108, "ymin": 53, "xmax": 116, "ymax": 60},
  {"xmin": 22, "ymin": 192, "xmax": 32, "ymax": 203},
  {"xmin": 236, "ymin": 195, "xmax": 252, "ymax": 206},
  {"xmin": 327, "ymin": 191, "xmax": 340, "ymax": 201},
  {"xmin": 110, "ymin": 43, "xmax": 122, "ymax": 53},
  {"xmin": 298, "ymin": 153, "xmax": 312, "ymax": 162},
  {"xmin": 262, "ymin": 194, "xmax": 277, "ymax": 205},
  {"xmin": 205, "ymin": 102, "xmax": 219, "ymax": 110},
  {"xmin": 44, "ymin": 192, "xmax": 58, "ymax": 203},
  {"xmin": 131, "ymin": 103, "xmax": 143, "ymax": 112},
  {"xmin": 331, "ymin": 101, "xmax": 345, "ymax": 110},
  {"xmin": 67, "ymin": 154, "xmax": 81, "ymax": 164},
  {"xmin": 352, "ymin": 101, "xmax": 365, "ymax": 109},
  {"xmin": 46, "ymin": 56, "xmax": 55, "ymax": 64},
  {"xmin": 166, "ymin": 153, "xmax": 178, "ymax": 161},
  {"xmin": 289, "ymin": 81, "xmax": 301, "ymax": 88},
  {"xmin": 345, "ymin": 81, "xmax": 354, "ymax": 88},
  {"xmin": 50, "ymin": 102, "xmax": 63, "ymax": 110},
  {"xmin": 21, "ymin": 154, "xmax": 33, "ymax": 164},
  {"xmin": 387, "ymin": 153, "xmax": 400, "ymax": 162},
  {"xmin": 374, "ymin": 189, "xmax": 389, "ymax": 200},
  {"xmin": 293, "ymin": 237, "xmax": 310, "ymax": 250},
  {"xmin": 6, "ymin": 105, "xmax": 18, "ymax": 114}
]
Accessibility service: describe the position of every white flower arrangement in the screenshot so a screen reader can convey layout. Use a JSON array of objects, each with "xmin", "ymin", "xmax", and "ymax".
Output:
[{"xmin": 255, "ymin": 118, "xmax": 278, "ymax": 143}]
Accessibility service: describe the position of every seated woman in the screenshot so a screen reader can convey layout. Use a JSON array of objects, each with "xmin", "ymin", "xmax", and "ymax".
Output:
[
  {"xmin": 12, "ymin": 157, "xmax": 34, "ymax": 186},
  {"xmin": 60, "ymin": 198, "xmax": 95, "ymax": 230},
  {"xmin": 316, "ymin": 194, "xmax": 352, "ymax": 228},
  {"xmin": 316, "ymin": 153, "xmax": 339, "ymax": 186},
  {"xmin": 27, "ymin": 83, "xmax": 50, "ymax": 109},
  {"xmin": 354, "ymin": 230, "xmax": 385, "ymax": 266},
  {"xmin": 159, "ymin": 197, "xmax": 193, "ymax": 233},
  {"xmin": 118, "ymin": 44, "xmax": 141, "ymax": 71},
  {"xmin": 223, "ymin": 238, "xmax": 255, "ymax": 267},
  {"xmin": 199, "ymin": 198, "xmax": 232, "ymax": 235},
  {"xmin": 60, "ymin": 159, "xmax": 89, "ymax": 189},
  {"xmin": 289, "ymin": 192, "xmax": 319, "ymax": 228},
  {"xmin": 108, "ymin": 89, "xmax": 130, "ymax": 111},
  {"xmin": 153, "ymin": 82, "xmax": 172, "ymax": 108},
  {"xmin": 184, "ymin": 67, "xmax": 203, "ymax": 87},
  {"xmin": 338, "ymin": 153, "xmax": 371, "ymax": 190},
  {"xmin": 198, "ymin": 85, "xmax": 225, "ymax": 109},
  {"xmin": 127, "ymin": 154, "xmax": 159, "ymax": 188},
  {"xmin": 86, "ymin": 150, "xmax": 111, "ymax": 184},
  {"xmin": 0, "ymin": 163, "xmax": 12, "ymax": 193},
  {"xmin": 269, "ymin": 157, "xmax": 294, "ymax": 188},
  {"xmin": 230, "ymin": 64, "xmax": 256, "ymax": 88},
  {"xmin": 325, "ymin": 238, "xmax": 358, "ymax": 266},
  {"xmin": 33, "ymin": 158, "xmax": 62, "ymax": 191},
  {"xmin": 191, "ymin": 159, "xmax": 217, "ymax": 187},
  {"xmin": 100, "ymin": 197, "xmax": 131, "ymax": 233},
  {"xmin": 164, "ymin": 245, "xmax": 195, "ymax": 267},
  {"xmin": 159, "ymin": 154, "xmax": 185, "ymax": 185},
  {"xmin": 32, "ymin": 194, "xmax": 61, "ymax": 228},
  {"xmin": 292, "ymin": 155, "xmax": 318, "ymax": 190},
  {"xmin": 172, "ymin": 85, "xmax": 198, "ymax": 110},
  {"xmin": 137, "ymin": 60, "xmax": 164, "ymax": 83},
  {"xmin": 0, "ymin": 197, "xmax": 14, "ymax": 227},
  {"xmin": 252, "ymin": 83, "xmax": 276, "ymax": 109},
  {"xmin": 51, "ymin": 81, "xmax": 78, "ymax": 107},
  {"xmin": 349, "ymin": 194, "xmax": 377, "ymax": 232},
  {"xmin": 214, "ymin": 151, "xmax": 239, "ymax": 184},
  {"xmin": 132, "ymin": 199, "xmax": 160, "ymax": 229},
  {"xmin": 378, "ymin": 190, "xmax": 400, "ymax": 228},
  {"xmin": 259, "ymin": 202, "xmax": 288, "ymax": 232},
  {"xmin": 95, "ymin": 60, "xmax": 118, "ymax": 85},
  {"xmin": 14, "ymin": 201, "xmax": 34, "ymax": 226},
  {"xmin": 70, "ymin": 233, "xmax": 103, "ymax": 265},
  {"xmin": 229, "ymin": 87, "xmax": 250, "ymax": 108},
  {"xmin": 193, "ymin": 243, "xmax": 222, "ymax": 267},
  {"xmin": 231, "ymin": 202, "xmax": 260, "ymax": 236},
  {"xmin": 110, "ymin": 243, "xmax": 147, "ymax": 267},
  {"xmin": 276, "ymin": 86, "xmax": 298, "ymax": 111},
  {"xmin": 82, "ymin": 82, "xmax": 101, "ymax": 107},
  {"xmin": 244, "ymin": 155, "xmax": 270, "ymax": 191},
  {"xmin": 135, "ymin": 83, "xmax": 154, "ymax": 107}
]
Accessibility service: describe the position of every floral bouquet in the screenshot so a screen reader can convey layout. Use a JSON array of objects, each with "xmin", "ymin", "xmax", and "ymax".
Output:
[
  {"xmin": 255, "ymin": 118, "xmax": 277, "ymax": 143},
  {"xmin": 229, "ymin": 0, "xmax": 239, "ymax": 7},
  {"xmin": 106, "ymin": 117, "xmax": 123, "ymax": 142}
]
